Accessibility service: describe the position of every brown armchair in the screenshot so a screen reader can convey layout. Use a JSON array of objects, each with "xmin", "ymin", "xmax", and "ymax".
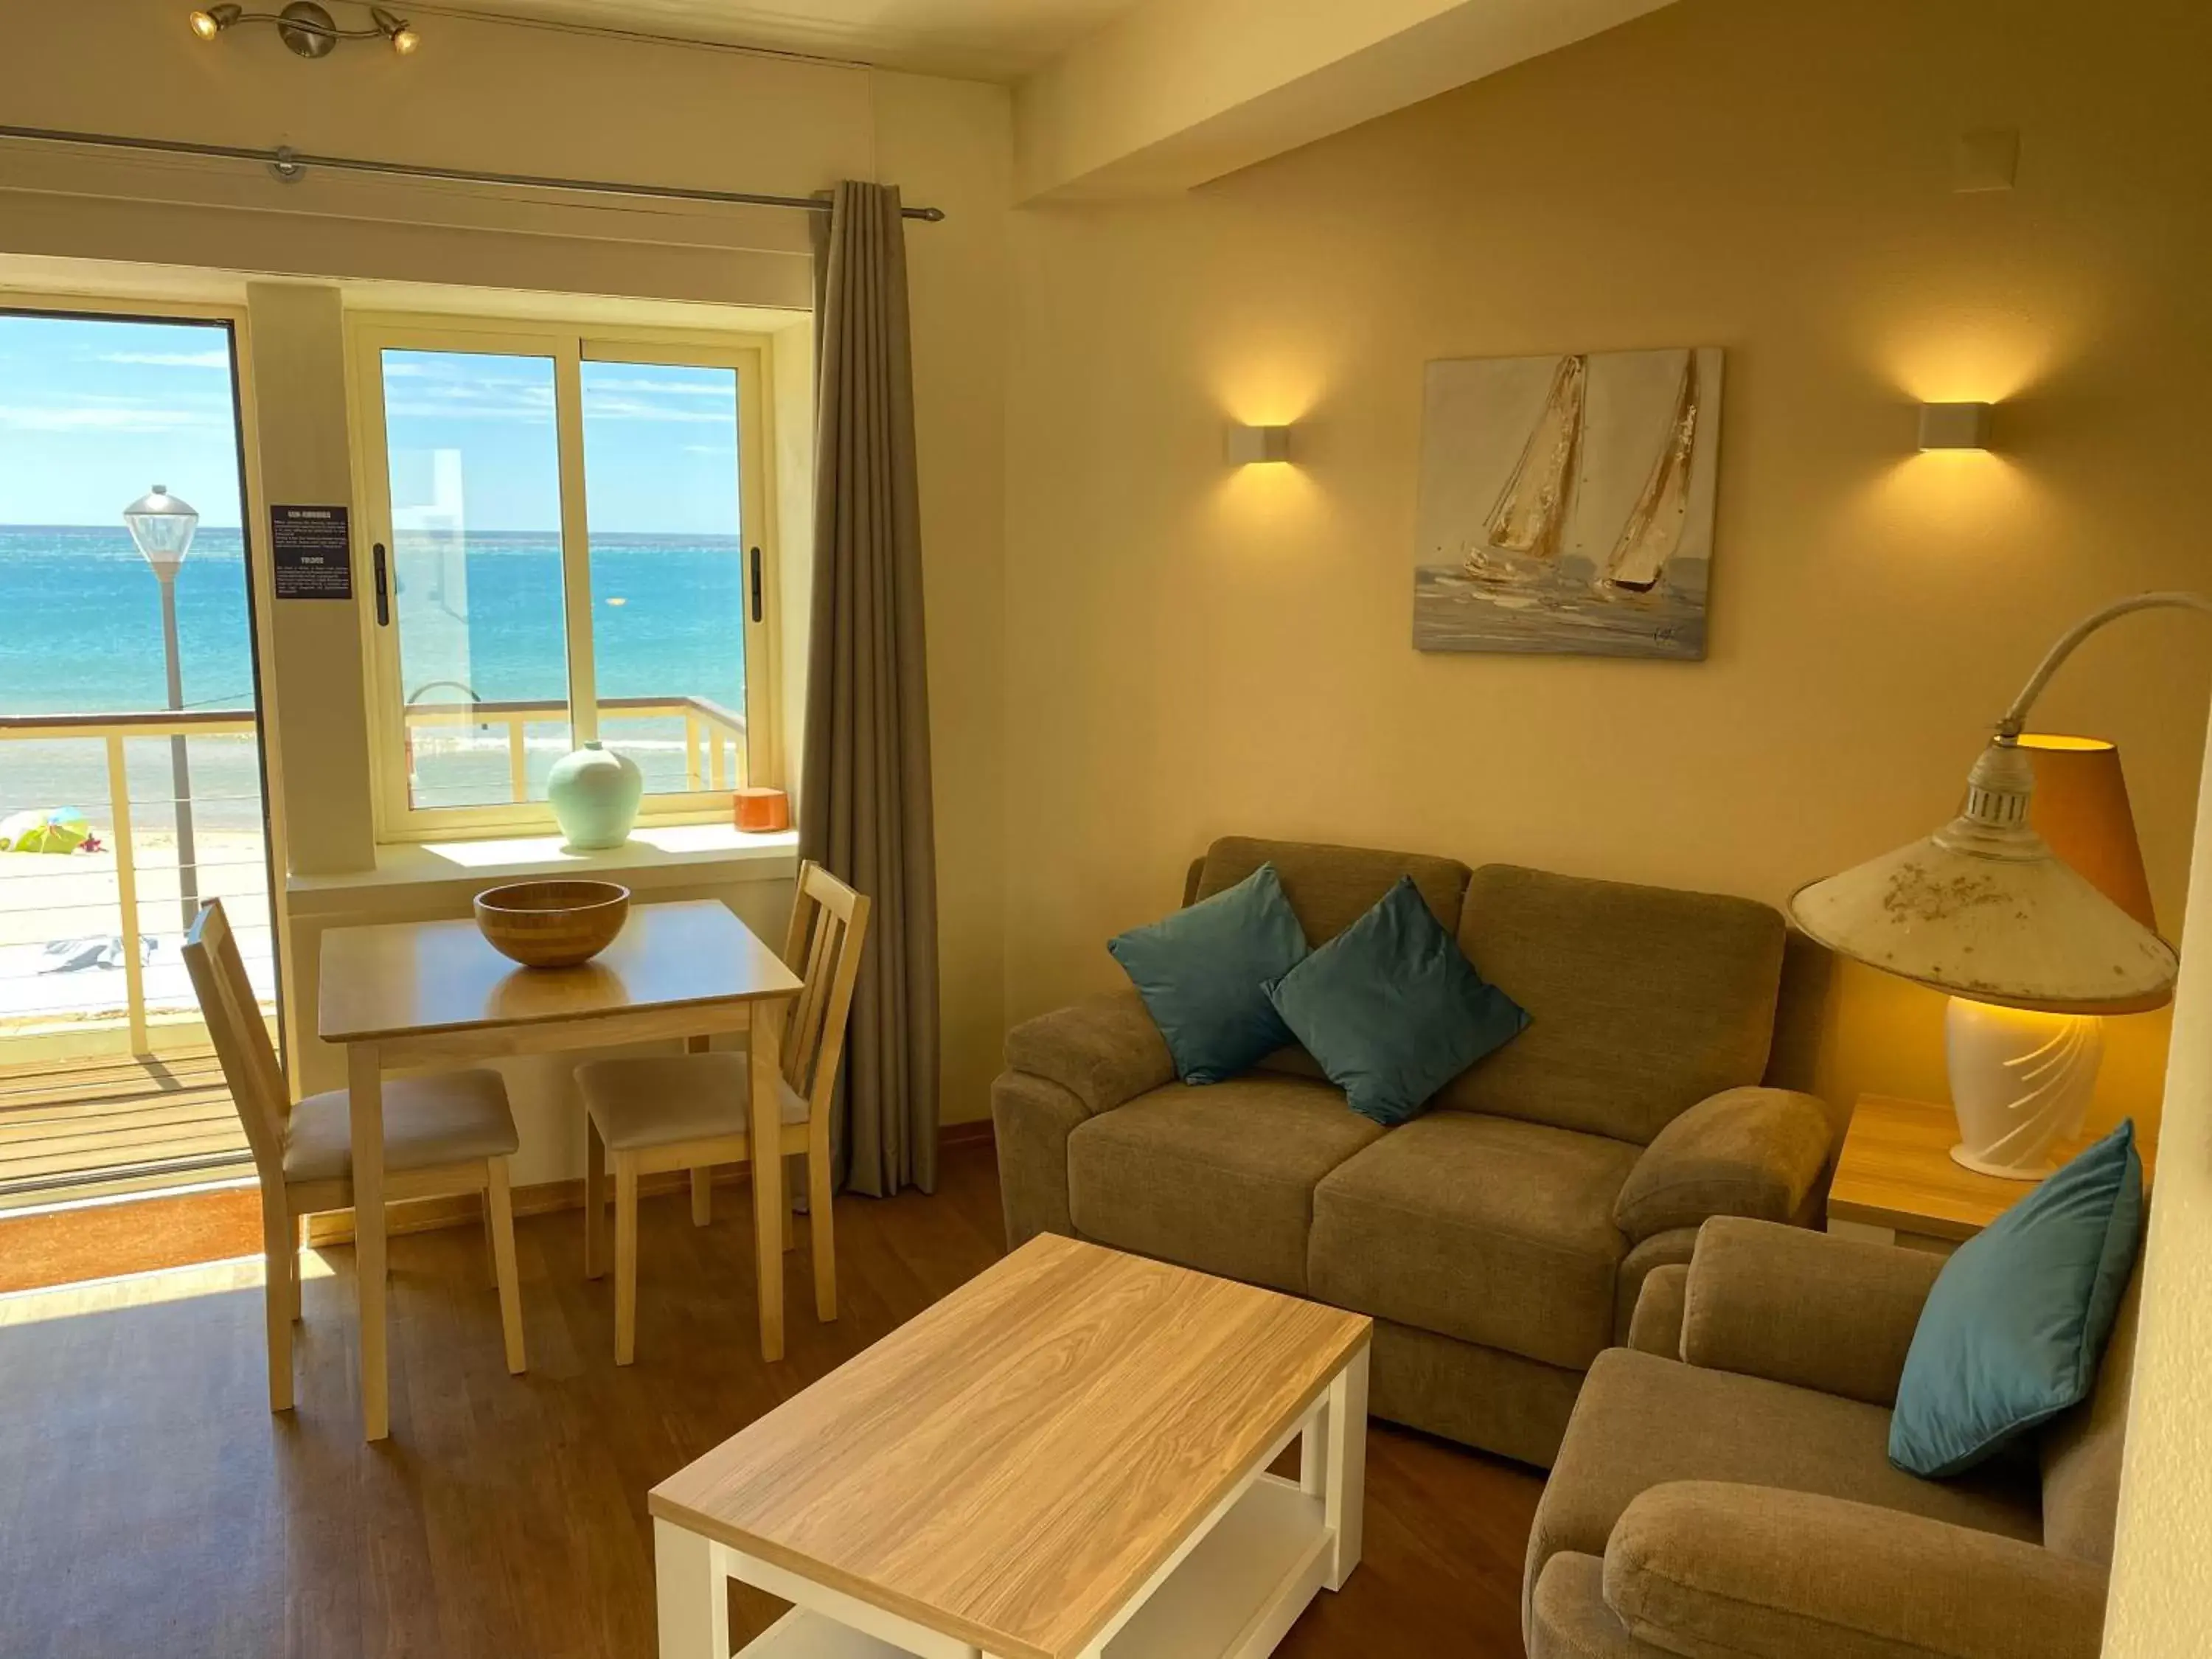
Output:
[{"xmin": 1526, "ymin": 1217, "xmax": 2138, "ymax": 1659}]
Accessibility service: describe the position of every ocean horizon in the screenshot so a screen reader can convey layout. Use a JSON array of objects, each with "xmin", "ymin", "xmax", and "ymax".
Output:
[{"xmin": 0, "ymin": 524, "xmax": 748, "ymax": 829}]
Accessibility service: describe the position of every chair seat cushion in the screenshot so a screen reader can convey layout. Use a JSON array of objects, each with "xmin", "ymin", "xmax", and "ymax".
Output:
[
  {"xmin": 1526, "ymin": 1346, "xmax": 2043, "ymax": 1638},
  {"xmin": 1067, "ymin": 1074, "xmax": 1384, "ymax": 1295},
  {"xmin": 1310, "ymin": 1113, "xmax": 1640, "ymax": 1370},
  {"xmin": 576, "ymin": 1053, "xmax": 807, "ymax": 1152},
  {"xmin": 283, "ymin": 1068, "xmax": 518, "ymax": 1184}
]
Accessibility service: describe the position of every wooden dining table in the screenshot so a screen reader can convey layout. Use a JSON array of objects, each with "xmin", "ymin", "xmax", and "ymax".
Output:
[{"xmin": 317, "ymin": 897, "xmax": 804, "ymax": 1441}]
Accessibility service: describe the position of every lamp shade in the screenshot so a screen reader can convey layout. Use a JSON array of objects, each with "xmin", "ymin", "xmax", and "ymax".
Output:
[
  {"xmin": 2014, "ymin": 734, "xmax": 2157, "ymax": 931},
  {"xmin": 1790, "ymin": 737, "xmax": 2177, "ymax": 1015},
  {"xmin": 122, "ymin": 485, "xmax": 199, "ymax": 574}
]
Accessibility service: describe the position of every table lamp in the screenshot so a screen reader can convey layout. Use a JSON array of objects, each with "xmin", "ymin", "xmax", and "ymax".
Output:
[{"xmin": 1790, "ymin": 592, "xmax": 2204, "ymax": 1180}]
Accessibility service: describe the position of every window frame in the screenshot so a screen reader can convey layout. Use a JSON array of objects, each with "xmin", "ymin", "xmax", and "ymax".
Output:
[{"xmin": 347, "ymin": 313, "xmax": 779, "ymax": 844}]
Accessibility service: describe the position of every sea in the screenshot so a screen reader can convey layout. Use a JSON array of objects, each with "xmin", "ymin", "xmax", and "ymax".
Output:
[
  {"xmin": 0, "ymin": 525, "xmax": 750, "ymax": 832},
  {"xmin": 1412, "ymin": 557, "xmax": 1710, "ymax": 660}
]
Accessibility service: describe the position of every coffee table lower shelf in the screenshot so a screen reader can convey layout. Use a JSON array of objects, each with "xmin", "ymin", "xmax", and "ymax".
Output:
[{"xmin": 712, "ymin": 1472, "xmax": 1339, "ymax": 1659}]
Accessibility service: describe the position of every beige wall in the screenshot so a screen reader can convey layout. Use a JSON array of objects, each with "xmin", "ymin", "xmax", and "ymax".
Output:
[
  {"xmin": 1001, "ymin": 0, "xmax": 2212, "ymax": 1136},
  {"xmin": 2107, "ymin": 704, "xmax": 2212, "ymax": 1652},
  {"xmin": 6, "ymin": 3, "xmax": 1012, "ymax": 1128}
]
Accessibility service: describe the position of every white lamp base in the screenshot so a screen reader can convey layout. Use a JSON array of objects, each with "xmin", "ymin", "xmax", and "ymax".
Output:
[{"xmin": 1944, "ymin": 997, "xmax": 2103, "ymax": 1181}]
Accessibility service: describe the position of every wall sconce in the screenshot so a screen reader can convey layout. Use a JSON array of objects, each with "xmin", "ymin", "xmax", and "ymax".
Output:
[
  {"xmin": 1225, "ymin": 424, "xmax": 1293, "ymax": 465},
  {"xmin": 1919, "ymin": 402, "xmax": 1993, "ymax": 451},
  {"xmin": 189, "ymin": 3, "xmax": 420, "ymax": 57}
]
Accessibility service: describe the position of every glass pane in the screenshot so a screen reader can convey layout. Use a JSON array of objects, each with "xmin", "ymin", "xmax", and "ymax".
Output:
[
  {"xmin": 0, "ymin": 312, "xmax": 279, "ymax": 1116},
  {"xmin": 380, "ymin": 348, "xmax": 570, "ymax": 811},
  {"xmin": 580, "ymin": 360, "xmax": 748, "ymax": 797}
]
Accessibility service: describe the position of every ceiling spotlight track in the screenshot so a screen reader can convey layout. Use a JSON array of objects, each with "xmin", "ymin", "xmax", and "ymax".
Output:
[{"xmin": 190, "ymin": 2, "xmax": 420, "ymax": 58}]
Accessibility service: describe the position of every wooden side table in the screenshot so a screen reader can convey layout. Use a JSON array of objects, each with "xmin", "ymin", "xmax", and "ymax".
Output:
[{"xmin": 1827, "ymin": 1094, "xmax": 2152, "ymax": 1254}]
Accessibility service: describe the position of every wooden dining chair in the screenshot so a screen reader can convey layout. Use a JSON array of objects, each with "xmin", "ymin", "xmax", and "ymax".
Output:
[
  {"xmin": 182, "ymin": 898, "xmax": 528, "ymax": 1411},
  {"xmin": 575, "ymin": 862, "xmax": 870, "ymax": 1364}
]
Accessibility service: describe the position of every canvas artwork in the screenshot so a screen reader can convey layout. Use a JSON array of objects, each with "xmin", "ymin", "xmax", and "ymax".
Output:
[{"xmin": 1412, "ymin": 347, "xmax": 1723, "ymax": 660}]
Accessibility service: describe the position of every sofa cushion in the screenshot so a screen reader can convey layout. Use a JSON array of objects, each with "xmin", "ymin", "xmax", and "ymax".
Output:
[
  {"xmin": 1441, "ymin": 864, "xmax": 1786, "ymax": 1143},
  {"xmin": 1310, "ymin": 1112, "xmax": 1640, "ymax": 1370},
  {"xmin": 1193, "ymin": 836, "xmax": 1472, "ymax": 944},
  {"xmin": 1108, "ymin": 863, "xmax": 1308, "ymax": 1085},
  {"xmin": 1067, "ymin": 1074, "xmax": 1383, "ymax": 1295},
  {"xmin": 1267, "ymin": 877, "xmax": 1528, "ymax": 1127},
  {"xmin": 1526, "ymin": 1347, "xmax": 2043, "ymax": 1640},
  {"xmin": 1892, "ymin": 1119, "xmax": 2144, "ymax": 1478},
  {"xmin": 1194, "ymin": 838, "xmax": 1478, "ymax": 1082}
]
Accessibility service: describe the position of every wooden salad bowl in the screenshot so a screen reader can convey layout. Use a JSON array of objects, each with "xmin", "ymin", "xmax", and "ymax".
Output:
[{"xmin": 473, "ymin": 879, "xmax": 632, "ymax": 969}]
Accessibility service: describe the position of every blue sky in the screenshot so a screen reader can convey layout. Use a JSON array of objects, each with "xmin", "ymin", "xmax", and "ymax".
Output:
[
  {"xmin": 0, "ymin": 315, "xmax": 745, "ymax": 536},
  {"xmin": 0, "ymin": 315, "xmax": 246, "ymax": 528}
]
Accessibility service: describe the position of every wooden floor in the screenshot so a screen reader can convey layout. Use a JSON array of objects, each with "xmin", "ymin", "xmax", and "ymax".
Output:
[
  {"xmin": 0, "ymin": 1142, "xmax": 1544, "ymax": 1658},
  {"xmin": 0, "ymin": 1046, "xmax": 248, "ymax": 1203}
]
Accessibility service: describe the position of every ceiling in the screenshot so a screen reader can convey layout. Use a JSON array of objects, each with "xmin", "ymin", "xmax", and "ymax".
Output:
[{"xmin": 422, "ymin": 0, "xmax": 1146, "ymax": 80}]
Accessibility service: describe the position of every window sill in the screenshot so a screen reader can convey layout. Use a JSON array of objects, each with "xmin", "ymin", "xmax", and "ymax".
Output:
[{"xmin": 285, "ymin": 824, "xmax": 799, "ymax": 917}]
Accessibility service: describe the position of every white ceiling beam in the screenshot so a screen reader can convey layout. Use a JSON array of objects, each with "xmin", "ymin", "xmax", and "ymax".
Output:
[{"xmin": 1015, "ymin": 0, "xmax": 1676, "ymax": 202}]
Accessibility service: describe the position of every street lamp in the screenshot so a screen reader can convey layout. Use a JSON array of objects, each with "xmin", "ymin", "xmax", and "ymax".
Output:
[{"xmin": 122, "ymin": 486, "xmax": 201, "ymax": 935}]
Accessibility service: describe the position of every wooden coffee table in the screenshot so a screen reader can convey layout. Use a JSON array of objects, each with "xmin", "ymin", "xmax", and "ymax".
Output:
[{"xmin": 650, "ymin": 1234, "xmax": 1372, "ymax": 1659}]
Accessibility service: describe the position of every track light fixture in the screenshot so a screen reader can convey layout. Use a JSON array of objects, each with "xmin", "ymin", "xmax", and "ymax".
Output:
[{"xmin": 188, "ymin": 3, "xmax": 419, "ymax": 58}]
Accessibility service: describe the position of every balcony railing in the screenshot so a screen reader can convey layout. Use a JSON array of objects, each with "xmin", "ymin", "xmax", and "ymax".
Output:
[
  {"xmin": 0, "ymin": 707, "xmax": 268, "ymax": 1058},
  {"xmin": 400, "ymin": 693, "xmax": 748, "ymax": 802}
]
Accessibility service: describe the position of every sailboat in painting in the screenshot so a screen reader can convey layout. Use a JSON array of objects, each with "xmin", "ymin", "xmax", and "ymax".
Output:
[
  {"xmin": 1414, "ymin": 345, "xmax": 1721, "ymax": 660},
  {"xmin": 1596, "ymin": 349, "xmax": 1702, "ymax": 598},
  {"xmin": 1460, "ymin": 354, "xmax": 1586, "ymax": 586}
]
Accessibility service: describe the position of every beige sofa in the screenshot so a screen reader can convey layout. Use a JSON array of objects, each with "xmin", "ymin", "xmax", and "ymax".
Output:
[
  {"xmin": 992, "ymin": 837, "xmax": 1840, "ymax": 1467},
  {"xmin": 1526, "ymin": 1216, "xmax": 2134, "ymax": 1658}
]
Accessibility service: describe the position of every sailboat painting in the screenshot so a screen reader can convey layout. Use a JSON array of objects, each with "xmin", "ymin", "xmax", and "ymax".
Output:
[{"xmin": 1413, "ymin": 347, "xmax": 1722, "ymax": 659}]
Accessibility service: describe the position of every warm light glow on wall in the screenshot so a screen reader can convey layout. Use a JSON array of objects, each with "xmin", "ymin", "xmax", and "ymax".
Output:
[
  {"xmin": 1874, "ymin": 305, "xmax": 2062, "ymax": 410},
  {"xmin": 1208, "ymin": 437, "xmax": 1324, "ymax": 540}
]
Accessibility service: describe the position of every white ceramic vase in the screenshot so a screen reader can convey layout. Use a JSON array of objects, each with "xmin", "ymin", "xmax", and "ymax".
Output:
[{"xmin": 546, "ymin": 741, "xmax": 643, "ymax": 850}]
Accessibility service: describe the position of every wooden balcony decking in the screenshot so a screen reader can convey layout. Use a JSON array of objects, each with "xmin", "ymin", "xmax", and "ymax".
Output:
[{"xmin": 0, "ymin": 1046, "xmax": 249, "ymax": 1206}]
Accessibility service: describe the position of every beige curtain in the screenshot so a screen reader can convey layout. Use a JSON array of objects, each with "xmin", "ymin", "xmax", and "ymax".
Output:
[{"xmin": 800, "ymin": 181, "xmax": 940, "ymax": 1197}]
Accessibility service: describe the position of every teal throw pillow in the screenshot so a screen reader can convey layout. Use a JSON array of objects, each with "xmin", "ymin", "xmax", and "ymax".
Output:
[
  {"xmin": 1890, "ymin": 1119, "xmax": 2144, "ymax": 1478},
  {"xmin": 1264, "ymin": 876, "xmax": 1528, "ymax": 1127},
  {"xmin": 1109, "ymin": 863, "xmax": 1309, "ymax": 1085}
]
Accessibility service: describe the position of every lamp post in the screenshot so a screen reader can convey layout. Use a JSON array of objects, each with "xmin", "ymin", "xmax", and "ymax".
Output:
[{"xmin": 122, "ymin": 487, "xmax": 201, "ymax": 935}]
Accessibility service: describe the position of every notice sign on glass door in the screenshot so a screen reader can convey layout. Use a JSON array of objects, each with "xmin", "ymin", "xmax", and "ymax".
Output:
[{"xmin": 271, "ymin": 504, "xmax": 352, "ymax": 599}]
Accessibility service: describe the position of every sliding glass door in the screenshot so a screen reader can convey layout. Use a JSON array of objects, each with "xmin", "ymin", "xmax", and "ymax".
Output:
[{"xmin": 0, "ymin": 305, "xmax": 277, "ymax": 1203}]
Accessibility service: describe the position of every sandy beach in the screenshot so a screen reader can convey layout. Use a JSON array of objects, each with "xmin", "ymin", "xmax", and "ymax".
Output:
[{"xmin": 0, "ymin": 827, "xmax": 275, "ymax": 1037}]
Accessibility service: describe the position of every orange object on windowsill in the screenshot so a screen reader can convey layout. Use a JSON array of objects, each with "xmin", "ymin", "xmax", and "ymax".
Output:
[{"xmin": 734, "ymin": 787, "xmax": 790, "ymax": 833}]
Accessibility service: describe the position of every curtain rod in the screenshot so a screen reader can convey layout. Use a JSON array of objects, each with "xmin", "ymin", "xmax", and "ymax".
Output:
[{"xmin": 0, "ymin": 124, "xmax": 947, "ymax": 221}]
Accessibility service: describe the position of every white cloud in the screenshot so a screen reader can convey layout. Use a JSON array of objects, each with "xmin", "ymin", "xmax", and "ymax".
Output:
[
  {"xmin": 385, "ymin": 378, "xmax": 556, "ymax": 424},
  {"xmin": 582, "ymin": 392, "xmax": 729, "ymax": 425},
  {"xmin": 95, "ymin": 349, "xmax": 232, "ymax": 369},
  {"xmin": 585, "ymin": 376, "xmax": 734, "ymax": 398},
  {"xmin": 386, "ymin": 400, "xmax": 554, "ymax": 424}
]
